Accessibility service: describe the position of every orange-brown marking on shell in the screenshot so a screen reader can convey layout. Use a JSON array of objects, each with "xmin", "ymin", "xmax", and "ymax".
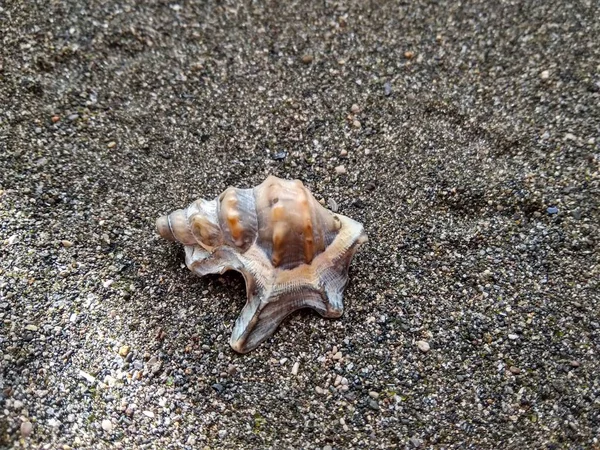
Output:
[
  {"xmin": 222, "ymin": 189, "xmax": 245, "ymax": 247},
  {"xmin": 271, "ymin": 204, "xmax": 288, "ymax": 266},
  {"xmin": 298, "ymin": 187, "xmax": 315, "ymax": 263}
]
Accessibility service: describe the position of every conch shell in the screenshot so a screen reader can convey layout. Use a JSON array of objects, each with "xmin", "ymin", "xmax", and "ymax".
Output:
[{"xmin": 156, "ymin": 176, "xmax": 367, "ymax": 353}]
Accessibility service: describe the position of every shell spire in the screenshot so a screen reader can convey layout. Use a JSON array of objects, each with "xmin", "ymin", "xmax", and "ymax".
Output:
[{"xmin": 156, "ymin": 175, "xmax": 367, "ymax": 353}]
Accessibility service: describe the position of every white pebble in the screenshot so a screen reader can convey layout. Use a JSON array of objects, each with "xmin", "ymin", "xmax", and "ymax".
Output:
[
  {"xmin": 416, "ymin": 340, "xmax": 430, "ymax": 353},
  {"xmin": 143, "ymin": 410, "xmax": 155, "ymax": 418},
  {"xmin": 540, "ymin": 70, "xmax": 550, "ymax": 80},
  {"xmin": 48, "ymin": 418, "xmax": 61, "ymax": 428},
  {"xmin": 101, "ymin": 419, "xmax": 113, "ymax": 432},
  {"xmin": 335, "ymin": 165, "xmax": 346, "ymax": 174},
  {"xmin": 78, "ymin": 370, "xmax": 96, "ymax": 384},
  {"xmin": 291, "ymin": 361, "xmax": 300, "ymax": 376}
]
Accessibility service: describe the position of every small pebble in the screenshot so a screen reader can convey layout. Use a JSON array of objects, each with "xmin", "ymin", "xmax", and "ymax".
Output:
[
  {"xmin": 332, "ymin": 351, "xmax": 343, "ymax": 360},
  {"xmin": 291, "ymin": 361, "xmax": 299, "ymax": 376},
  {"xmin": 410, "ymin": 437, "xmax": 423, "ymax": 448},
  {"xmin": 51, "ymin": 115, "xmax": 60, "ymax": 123},
  {"xmin": 404, "ymin": 50, "xmax": 415, "ymax": 59},
  {"xmin": 119, "ymin": 345, "xmax": 130, "ymax": 357},
  {"xmin": 547, "ymin": 206, "xmax": 559, "ymax": 215},
  {"xmin": 25, "ymin": 324, "xmax": 38, "ymax": 332},
  {"xmin": 107, "ymin": 141, "xmax": 116, "ymax": 148},
  {"xmin": 384, "ymin": 81, "xmax": 392, "ymax": 96},
  {"xmin": 540, "ymin": 70, "xmax": 550, "ymax": 80},
  {"xmin": 368, "ymin": 391, "xmax": 379, "ymax": 399},
  {"xmin": 416, "ymin": 340, "xmax": 430, "ymax": 353},
  {"xmin": 327, "ymin": 198, "xmax": 339, "ymax": 212},
  {"xmin": 20, "ymin": 421, "xmax": 33, "ymax": 437},
  {"xmin": 301, "ymin": 54, "xmax": 313, "ymax": 64},
  {"xmin": 61, "ymin": 240, "xmax": 73, "ymax": 248},
  {"xmin": 352, "ymin": 120, "xmax": 361, "ymax": 128},
  {"xmin": 143, "ymin": 410, "xmax": 155, "ymax": 418},
  {"xmin": 340, "ymin": 149, "xmax": 348, "ymax": 157},
  {"xmin": 335, "ymin": 165, "xmax": 346, "ymax": 175},
  {"xmin": 368, "ymin": 399, "xmax": 380, "ymax": 410},
  {"xmin": 101, "ymin": 419, "xmax": 113, "ymax": 432},
  {"xmin": 351, "ymin": 103, "xmax": 360, "ymax": 113},
  {"xmin": 508, "ymin": 334, "xmax": 519, "ymax": 340},
  {"xmin": 509, "ymin": 366, "xmax": 521, "ymax": 375}
]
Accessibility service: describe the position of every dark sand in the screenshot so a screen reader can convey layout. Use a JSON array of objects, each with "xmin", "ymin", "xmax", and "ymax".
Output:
[{"xmin": 1, "ymin": 1, "xmax": 599, "ymax": 448}]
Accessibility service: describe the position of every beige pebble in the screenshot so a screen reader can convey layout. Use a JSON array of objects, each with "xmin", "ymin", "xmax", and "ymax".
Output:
[
  {"xmin": 119, "ymin": 345, "xmax": 130, "ymax": 357},
  {"xmin": 61, "ymin": 240, "xmax": 73, "ymax": 248},
  {"xmin": 352, "ymin": 120, "xmax": 361, "ymax": 128},
  {"xmin": 340, "ymin": 149, "xmax": 348, "ymax": 157},
  {"xmin": 350, "ymin": 103, "xmax": 360, "ymax": 113},
  {"xmin": 335, "ymin": 165, "xmax": 346, "ymax": 175},
  {"xmin": 301, "ymin": 54, "xmax": 313, "ymax": 64},
  {"xmin": 20, "ymin": 421, "xmax": 33, "ymax": 438},
  {"xmin": 107, "ymin": 141, "xmax": 116, "ymax": 148},
  {"xmin": 332, "ymin": 351, "xmax": 343, "ymax": 360}
]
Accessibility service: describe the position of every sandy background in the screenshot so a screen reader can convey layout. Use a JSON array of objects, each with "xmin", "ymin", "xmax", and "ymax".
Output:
[{"xmin": 1, "ymin": 0, "xmax": 599, "ymax": 448}]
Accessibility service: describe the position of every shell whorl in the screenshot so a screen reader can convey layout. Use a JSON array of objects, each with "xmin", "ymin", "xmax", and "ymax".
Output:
[
  {"xmin": 157, "ymin": 176, "xmax": 341, "ymax": 269},
  {"xmin": 156, "ymin": 175, "xmax": 367, "ymax": 353}
]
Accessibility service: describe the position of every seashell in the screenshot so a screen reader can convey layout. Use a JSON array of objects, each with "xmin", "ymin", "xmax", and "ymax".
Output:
[{"xmin": 156, "ymin": 175, "xmax": 367, "ymax": 353}]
